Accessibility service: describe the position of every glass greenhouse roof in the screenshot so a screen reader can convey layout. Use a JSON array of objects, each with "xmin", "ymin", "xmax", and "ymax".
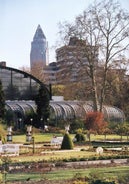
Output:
[
  {"xmin": 5, "ymin": 100, "xmax": 125, "ymax": 124},
  {"xmin": 0, "ymin": 65, "xmax": 49, "ymax": 100}
]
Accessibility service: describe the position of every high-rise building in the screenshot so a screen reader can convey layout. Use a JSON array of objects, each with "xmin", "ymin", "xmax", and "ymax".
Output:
[
  {"xmin": 55, "ymin": 37, "xmax": 99, "ymax": 84},
  {"xmin": 43, "ymin": 37, "xmax": 99, "ymax": 85},
  {"xmin": 30, "ymin": 25, "xmax": 48, "ymax": 70}
]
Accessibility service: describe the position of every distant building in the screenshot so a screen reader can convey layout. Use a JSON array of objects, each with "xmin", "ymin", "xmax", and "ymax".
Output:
[
  {"xmin": 42, "ymin": 36, "xmax": 99, "ymax": 85},
  {"xmin": 43, "ymin": 62, "xmax": 58, "ymax": 84},
  {"xmin": 55, "ymin": 37, "xmax": 98, "ymax": 84},
  {"xmin": 30, "ymin": 25, "xmax": 48, "ymax": 70}
]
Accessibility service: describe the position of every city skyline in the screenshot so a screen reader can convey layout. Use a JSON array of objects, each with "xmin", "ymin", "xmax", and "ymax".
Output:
[{"xmin": 0, "ymin": 0, "xmax": 129, "ymax": 69}]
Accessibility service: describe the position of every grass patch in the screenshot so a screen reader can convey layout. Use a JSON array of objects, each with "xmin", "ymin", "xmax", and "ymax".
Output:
[
  {"xmin": 5, "ymin": 166, "xmax": 129, "ymax": 182},
  {"xmin": 11, "ymin": 150, "xmax": 97, "ymax": 163},
  {"xmin": 13, "ymin": 133, "xmax": 63, "ymax": 143},
  {"xmin": 6, "ymin": 173, "xmax": 42, "ymax": 182},
  {"xmin": 12, "ymin": 133, "xmax": 128, "ymax": 144}
]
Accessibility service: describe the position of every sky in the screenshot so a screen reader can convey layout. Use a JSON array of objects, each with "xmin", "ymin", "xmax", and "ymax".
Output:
[{"xmin": 0, "ymin": 0, "xmax": 129, "ymax": 69}]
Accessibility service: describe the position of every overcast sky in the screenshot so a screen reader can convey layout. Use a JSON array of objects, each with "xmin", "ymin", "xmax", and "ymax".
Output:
[{"xmin": 0, "ymin": 0, "xmax": 129, "ymax": 69}]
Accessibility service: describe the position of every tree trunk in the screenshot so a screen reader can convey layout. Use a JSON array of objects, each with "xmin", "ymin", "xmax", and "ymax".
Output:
[
  {"xmin": 90, "ymin": 66, "xmax": 99, "ymax": 111},
  {"xmin": 92, "ymin": 83, "xmax": 98, "ymax": 111}
]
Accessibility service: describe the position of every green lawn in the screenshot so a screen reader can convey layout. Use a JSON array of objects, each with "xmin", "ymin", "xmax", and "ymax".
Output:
[
  {"xmin": 44, "ymin": 166, "xmax": 129, "ymax": 180},
  {"xmin": 12, "ymin": 133, "xmax": 127, "ymax": 144},
  {"xmin": 12, "ymin": 133, "xmax": 63, "ymax": 143},
  {"xmin": 11, "ymin": 150, "xmax": 98, "ymax": 163},
  {"xmin": 3, "ymin": 166, "xmax": 129, "ymax": 182}
]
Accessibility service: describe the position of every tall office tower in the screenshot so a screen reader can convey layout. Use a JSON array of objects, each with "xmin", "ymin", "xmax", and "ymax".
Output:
[{"xmin": 30, "ymin": 25, "xmax": 48, "ymax": 70}]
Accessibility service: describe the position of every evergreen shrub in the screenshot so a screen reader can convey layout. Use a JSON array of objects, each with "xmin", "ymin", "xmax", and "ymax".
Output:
[
  {"xmin": 75, "ymin": 133, "xmax": 86, "ymax": 142},
  {"xmin": 70, "ymin": 119, "xmax": 84, "ymax": 133},
  {"xmin": 61, "ymin": 133, "xmax": 74, "ymax": 150}
]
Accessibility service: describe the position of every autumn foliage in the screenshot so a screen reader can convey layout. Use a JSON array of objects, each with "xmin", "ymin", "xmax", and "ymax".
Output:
[{"xmin": 85, "ymin": 112, "xmax": 107, "ymax": 134}]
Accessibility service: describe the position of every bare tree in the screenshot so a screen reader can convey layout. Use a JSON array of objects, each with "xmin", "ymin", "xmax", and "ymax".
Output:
[
  {"xmin": 30, "ymin": 61, "xmax": 46, "ymax": 83},
  {"xmin": 58, "ymin": 0, "xmax": 129, "ymax": 111},
  {"xmin": 19, "ymin": 63, "xmax": 47, "ymax": 84}
]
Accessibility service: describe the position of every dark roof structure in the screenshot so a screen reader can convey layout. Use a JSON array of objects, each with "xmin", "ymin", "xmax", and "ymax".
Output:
[{"xmin": 0, "ymin": 64, "xmax": 50, "ymax": 100}]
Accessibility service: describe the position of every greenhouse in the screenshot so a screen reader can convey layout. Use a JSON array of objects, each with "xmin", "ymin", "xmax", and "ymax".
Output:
[
  {"xmin": 5, "ymin": 100, "xmax": 125, "ymax": 128},
  {"xmin": 0, "ymin": 63, "xmax": 125, "ymax": 128}
]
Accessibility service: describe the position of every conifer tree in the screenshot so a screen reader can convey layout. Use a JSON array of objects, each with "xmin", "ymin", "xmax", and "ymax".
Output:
[{"xmin": 35, "ymin": 86, "xmax": 50, "ymax": 129}]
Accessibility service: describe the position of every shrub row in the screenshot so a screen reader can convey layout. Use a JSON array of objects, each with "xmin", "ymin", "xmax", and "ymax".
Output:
[{"xmin": 91, "ymin": 141, "xmax": 129, "ymax": 148}]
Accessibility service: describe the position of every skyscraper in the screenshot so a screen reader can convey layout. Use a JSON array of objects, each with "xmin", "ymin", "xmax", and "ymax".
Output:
[{"xmin": 30, "ymin": 25, "xmax": 48, "ymax": 70}]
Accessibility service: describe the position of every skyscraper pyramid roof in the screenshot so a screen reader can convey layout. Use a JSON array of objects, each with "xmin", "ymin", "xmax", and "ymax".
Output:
[{"xmin": 33, "ymin": 24, "xmax": 46, "ymax": 40}]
